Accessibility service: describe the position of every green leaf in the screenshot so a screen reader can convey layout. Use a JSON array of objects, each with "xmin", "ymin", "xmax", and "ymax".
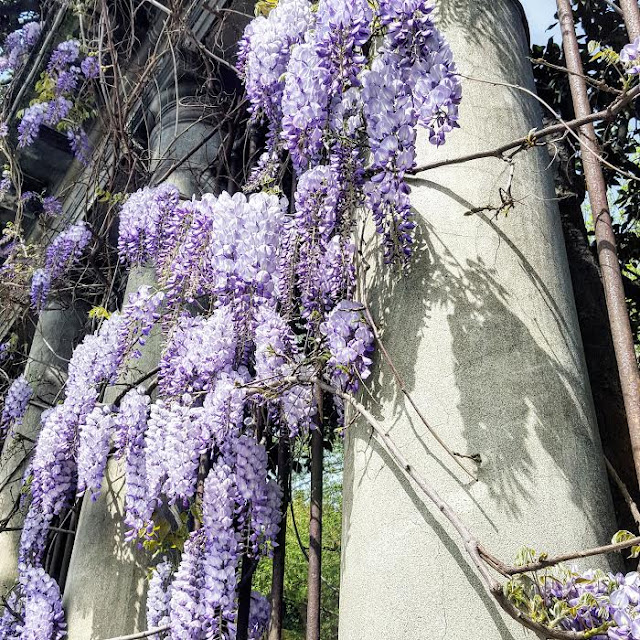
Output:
[
  {"xmin": 89, "ymin": 306, "xmax": 111, "ymax": 320},
  {"xmin": 612, "ymin": 529, "xmax": 636, "ymax": 544}
]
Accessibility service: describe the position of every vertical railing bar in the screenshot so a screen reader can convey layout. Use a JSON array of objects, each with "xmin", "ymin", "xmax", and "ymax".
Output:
[{"xmin": 556, "ymin": 0, "xmax": 640, "ymax": 484}]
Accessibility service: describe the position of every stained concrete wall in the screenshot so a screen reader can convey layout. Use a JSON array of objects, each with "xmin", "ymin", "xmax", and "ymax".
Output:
[
  {"xmin": 63, "ymin": 83, "xmax": 220, "ymax": 639},
  {"xmin": 338, "ymin": 1, "xmax": 618, "ymax": 639},
  {"xmin": 0, "ymin": 304, "xmax": 85, "ymax": 597},
  {"xmin": 62, "ymin": 266, "xmax": 160, "ymax": 639}
]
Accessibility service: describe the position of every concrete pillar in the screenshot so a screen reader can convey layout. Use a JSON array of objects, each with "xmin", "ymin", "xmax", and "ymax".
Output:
[
  {"xmin": 338, "ymin": 1, "xmax": 618, "ymax": 639},
  {"xmin": 0, "ymin": 303, "xmax": 85, "ymax": 597},
  {"xmin": 63, "ymin": 81, "xmax": 220, "ymax": 639}
]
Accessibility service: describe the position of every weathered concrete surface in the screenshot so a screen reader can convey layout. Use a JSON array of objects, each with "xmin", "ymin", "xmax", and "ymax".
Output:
[
  {"xmin": 338, "ymin": 1, "xmax": 618, "ymax": 639},
  {"xmin": 63, "ymin": 80, "xmax": 219, "ymax": 639},
  {"xmin": 63, "ymin": 267, "xmax": 159, "ymax": 640},
  {"xmin": 0, "ymin": 304, "xmax": 85, "ymax": 597}
]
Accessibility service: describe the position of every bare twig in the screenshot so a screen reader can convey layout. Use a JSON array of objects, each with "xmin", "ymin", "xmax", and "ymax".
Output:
[
  {"xmin": 605, "ymin": 456, "xmax": 640, "ymax": 528},
  {"xmin": 363, "ymin": 302, "xmax": 477, "ymax": 480},
  {"xmin": 409, "ymin": 85, "xmax": 640, "ymax": 175}
]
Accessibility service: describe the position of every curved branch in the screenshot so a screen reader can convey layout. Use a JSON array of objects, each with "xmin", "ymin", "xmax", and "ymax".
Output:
[{"xmin": 409, "ymin": 85, "xmax": 640, "ymax": 175}]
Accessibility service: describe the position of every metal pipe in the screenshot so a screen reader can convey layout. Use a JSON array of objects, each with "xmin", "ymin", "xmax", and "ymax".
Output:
[
  {"xmin": 619, "ymin": 0, "xmax": 640, "ymax": 40},
  {"xmin": 557, "ymin": 0, "xmax": 640, "ymax": 484},
  {"xmin": 306, "ymin": 395, "xmax": 323, "ymax": 640},
  {"xmin": 268, "ymin": 434, "xmax": 290, "ymax": 640}
]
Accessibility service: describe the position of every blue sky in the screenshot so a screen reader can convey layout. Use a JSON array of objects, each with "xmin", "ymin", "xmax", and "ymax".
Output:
[{"xmin": 520, "ymin": 0, "xmax": 561, "ymax": 45}]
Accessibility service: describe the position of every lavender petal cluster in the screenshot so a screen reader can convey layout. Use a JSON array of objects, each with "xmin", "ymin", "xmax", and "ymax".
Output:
[
  {"xmin": 159, "ymin": 308, "xmax": 237, "ymax": 396},
  {"xmin": 0, "ymin": 21, "xmax": 41, "ymax": 76},
  {"xmin": 17, "ymin": 567, "xmax": 66, "ymax": 640},
  {"xmin": 320, "ymin": 300, "xmax": 374, "ymax": 392},
  {"xmin": 200, "ymin": 462, "xmax": 241, "ymax": 637},
  {"xmin": 114, "ymin": 388, "xmax": 153, "ymax": 539},
  {"xmin": 18, "ymin": 39, "xmax": 94, "ymax": 161},
  {"xmin": 204, "ymin": 191, "xmax": 288, "ymax": 305},
  {"xmin": 81, "ymin": 55, "xmax": 100, "ymax": 79},
  {"xmin": 315, "ymin": 0, "xmax": 372, "ymax": 92},
  {"xmin": 281, "ymin": 43, "xmax": 331, "ymax": 172},
  {"xmin": 31, "ymin": 222, "xmax": 92, "ymax": 311},
  {"xmin": 621, "ymin": 37, "xmax": 640, "ymax": 75},
  {"xmin": 169, "ymin": 529, "xmax": 207, "ymax": 640},
  {"xmin": 147, "ymin": 558, "xmax": 174, "ymax": 637},
  {"xmin": 1, "ymin": 374, "xmax": 32, "ymax": 437},
  {"xmin": 379, "ymin": 0, "xmax": 461, "ymax": 145},
  {"xmin": 76, "ymin": 404, "xmax": 115, "ymax": 498},
  {"xmin": 238, "ymin": 0, "xmax": 313, "ymax": 145},
  {"xmin": 248, "ymin": 592, "xmax": 271, "ymax": 640},
  {"xmin": 507, "ymin": 567, "xmax": 640, "ymax": 640},
  {"xmin": 117, "ymin": 183, "xmax": 181, "ymax": 265}
]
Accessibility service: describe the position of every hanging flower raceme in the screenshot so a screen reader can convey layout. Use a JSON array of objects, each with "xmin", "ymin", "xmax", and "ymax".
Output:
[
  {"xmin": 0, "ymin": 20, "xmax": 41, "ymax": 76},
  {"xmin": 17, "ymin": 38, "xmax": 97, "ymax": 162},
  {"xmin": 9, "ymin": 2, "xmax": 466, "ymax": 637},
  {"xmin": 118, "ymin": 183, "xmax": 181, "ymax": 266},
  {"xmin": 147, "ymin": 558, "xmax": 174, "ymax": 638},
  {"xmin": 238, "ymin": 0, "xmax": 314, "ymax": 151},
  {"xmin": 30, "ymin": 221, "xmax": 92, "ymax": 311},
  {"xmin": 1, "ymin": 374, "xmax": 32, "ymax": 438},
  {"xmin": 320, "ymin": 300, "xmax": 374, "ymax": 393}
]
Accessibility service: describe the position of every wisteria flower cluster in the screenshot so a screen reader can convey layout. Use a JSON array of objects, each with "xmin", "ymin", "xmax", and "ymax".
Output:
[
  {"xmin": 8, "ymin": 1, "xmax": 464, "ymax": 637},
  {"xmin": 18, "ymin": 39, "xmax": 96, "ymax": 162},
  {"xmin": 21, "ymin": 190, "xmax": 63, "ymax": 218},
  {"xmin": 0, "ymin": 373, "xmax": 32, "ymax": 439},
  {"xmin": 621, "ymin": 37, "xmax": 640, "ymax": 75},
  {"xmin": 239, "ymin": 0, "xmax": 461, "ymax": 262},
  {"xmin": 507, "ymin": 564, "xmax": 640, "ymax": 639},
  {"xmin": 30, "ymin": 221, "xmax": 92, "ymax": 311},
  {"xmin": 0, "ymin": 20, "xmax": 41, "ymax": 77}
]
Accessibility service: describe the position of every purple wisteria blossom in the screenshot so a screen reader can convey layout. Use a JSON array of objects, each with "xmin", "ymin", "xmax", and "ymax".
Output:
[
  {"xmin": 320, "ymin": 300, "xmax": 374, "ymax": 393},
  {"xmin": 17, "ymin": 567, "xmax": 66, "ymax": 640},
  {"xmin": 281, "ymin": 43, "xmax": 330, "ymax": 172},
  {"xmin": 505, "ymin": 566, "xmax": 640, "ymax": 640},
  {"xmin": 1, "ymin": 374, "xmax": 32, "ymax": 437},
  {"xmin": 169, "ymin": 529, "xmax": 206, "ymax": 639},
  {"xmin": 147, "ymin": 558, "xmax": 174, "ymax": 637},
  {"xmin": 66, "ymin": 127, "xmax": 90, "ymax": 165},
  {"xmin": 621, "ymin": 37, "xmax": 640, "ymax": 75},
  {"xmin": 30, "ymin": 222, "xmax": 92, "ymax": 311},
  {"xmin": 114, "ymin": 388, "xmax": 153, "ymax": 539},
  {"xmin": 238, "ymin": 0, "xmax": 313, "ymax": 141},
  {"xmin": 159, "ymin": 308, "xmax": 237, "ymax": 396},
  {"xmin": 200, "ymin": 462, "xmax": 241, "ymax": 637},
  {"xmin": 81, "ymin": 55, "xmax": 100, "ymax": 79},
  {"xmin": 47, "ymin": 40, "xmax": 80, "ymax": 73},
  {"xmin": 76, "ymin": 404, "xmax": 115, "ymax": 497},
  {"xmin": 117, "ymin": 183, "xmax": 181, "ymax": 265},
  {"xmin": 0, "ymin": 21, "xmax": 41, "ymax": 75},
  {"xmin": 248, "ymin": 592, "xmax": 271, "ymax": 640}
]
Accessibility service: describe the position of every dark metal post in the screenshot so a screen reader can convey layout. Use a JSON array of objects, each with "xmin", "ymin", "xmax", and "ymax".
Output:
[
  {"xmin": 619, "ymin": 0, "xmax": 640, "ymax": 40},
  {"xmin": 557, "ymin": 0, "xmax": 640, "ymax": 484},
  {"xmin": 306, "ymin": 393, "xmax": 323, "ymax": 640}
]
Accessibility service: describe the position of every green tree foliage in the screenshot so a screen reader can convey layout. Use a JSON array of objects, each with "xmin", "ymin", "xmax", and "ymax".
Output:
[{"xmin": 253, "ymin": 469, "xmax": 342, "ymax": 639}]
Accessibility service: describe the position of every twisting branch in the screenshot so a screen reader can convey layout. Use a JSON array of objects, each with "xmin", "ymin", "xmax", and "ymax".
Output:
[
  {"xmin": 100, "ymin": 627, "xmax": 169, "ymax": 640},
  {"xmin": 408, "ymin": 85, "xmax": 640, "ymax": 175},
  {"xmin": 604, "ymin": 456, "xmax": 640, "ymax": 528},
  {"xmin": 362, "ymin": 301, "xmax": 477, "ymax": 480}
]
